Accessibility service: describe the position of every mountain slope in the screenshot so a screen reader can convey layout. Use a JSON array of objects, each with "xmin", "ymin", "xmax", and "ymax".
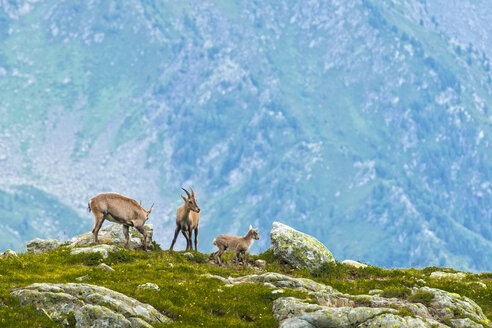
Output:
[{"xmin": 0, "ymin": 0, "xmax": 491, "ymax": 271}]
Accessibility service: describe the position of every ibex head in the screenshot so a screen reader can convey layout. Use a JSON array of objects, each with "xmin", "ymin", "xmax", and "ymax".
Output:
[
  {"xmin": 181, "ymin": 187, "xmax": 200, "ymax": 213},
  {"xmin": 249, "ymin": 225, "xmax": 260, "ymax": 240}
]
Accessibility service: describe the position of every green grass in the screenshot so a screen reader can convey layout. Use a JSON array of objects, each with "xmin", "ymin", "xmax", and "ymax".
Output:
[
  {"xmin": 0, "ymin": 247, "xmax": 490, "ymax": 327},
  {"xmin": 0, "ymin": 248, "xmax": 310, "ymax": 327}
]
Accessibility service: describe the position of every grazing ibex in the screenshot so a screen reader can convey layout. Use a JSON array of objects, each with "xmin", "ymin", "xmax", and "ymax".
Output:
[
  {"xmin": 213, "ymin": 225, "xmax": 259, "ymax": 266},
  {"xmin": 169, "ymin": 187, "xmax": 200, "ymax": 252},
  {"xmin": 88, "ymin": 193, "xmax": 153, "ymax": 250}
]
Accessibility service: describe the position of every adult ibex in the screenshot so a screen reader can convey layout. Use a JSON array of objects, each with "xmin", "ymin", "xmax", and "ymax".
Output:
[
  {"xmin": 88, "ymin": 193, "xmax": 153, "ymax": 250},
  {"xmin": 169, "ymin": 187, "xmax": 200, "ymax": 251}
]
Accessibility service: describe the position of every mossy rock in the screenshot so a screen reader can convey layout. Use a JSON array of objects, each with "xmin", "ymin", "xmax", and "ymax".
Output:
[
  {"xmin": 10, "ymin": 283, "xmax": 170, "ymax": 327},
  {"xmin": 270, "ymin": 221, "xmax": 334, "ymax": 270}
]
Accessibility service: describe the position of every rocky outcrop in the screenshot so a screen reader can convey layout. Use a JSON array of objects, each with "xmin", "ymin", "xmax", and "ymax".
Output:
[
  {"xmin": 415, "ymin": 286, "xmax": 489, "ymax": 325},
  {"xmin": 430, "ymin": 271, "xmax": 468, "ymax": 280},
  {"xmin": 273, "ymin": 297, "xmax": 398, "ymax": 328},
  {"xmin": 70, "ymin": 223, "xmax": 154, "ymax": 250},
  {"xmin": 204, "ymin": 272, "xmax": 491, "ymax": 328},
  {"xmin": 270, "ymin": 222, "xmax": 334, "ymax": 270},
  {"xmin": 1, "ymin": 249, "xmax": 17, "ymax": 259},
  {"xmin": 27, "ymin": 238, "xmax": 63, "ymax": 254},
  {"xmin": 11, "ymin": 283, "xmax": 170, "ymax": 327}
]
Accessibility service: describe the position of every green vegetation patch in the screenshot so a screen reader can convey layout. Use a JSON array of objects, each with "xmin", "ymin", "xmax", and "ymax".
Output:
[
  {"xmin": 408, "ymin": 292, "xmax": 435, "ymax": 307},
  {"xmin": 0, "ymin": 247, "xmax": 490, "ymax": 327},
  {"xmin": 0, "ymin": 248, "xmax": 311, "ymax": 327}
]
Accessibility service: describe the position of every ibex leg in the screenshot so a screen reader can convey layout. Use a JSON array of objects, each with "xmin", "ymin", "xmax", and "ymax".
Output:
[
  {"xmin": 215, "ymin": 247, "xmax": 225, "ymax": 266},
  {"xmin": 181, "ymin": 230, "xmax": 190, "ymax": 246},
  {"xmin": 122, "ymin": 225, "xmax": 130, "ymax": 249},
  {"xmin": 169, "ymin": 226, "xmax": 181, "ymax": 251},
  {"xmin": 242, "ymin": 251, "xmax": 247, "ymax": 266},
  {"xmin": 136, "ymin": 225, "xmax": 148, "ymax": 251},
  {"xmin": 91, "ymin": 212, "xmax": 105, "ymax": 245},
  {"xmin": 186, "ymin": 227, "xmax": 193, "ymax": 251},
  {"xmin": 235, "ymin": 252, "xmax": 241, "ymax": 266},
  {"xmin": 193, "ymin": 227, "xmax": 199, "ymax": 252}
]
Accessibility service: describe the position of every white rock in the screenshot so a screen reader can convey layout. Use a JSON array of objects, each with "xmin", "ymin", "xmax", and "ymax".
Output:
[
  {"xmin": 70, "ymin": 244, "xmax": 120, "ymax": 258},
  {"xmin": 27, "ymin": 238, "xmax": 62, "ymax": 254},
  {"xmin": 96, "ymin": 263, "xmax": 115, "ymax": 272},
  {"xmin": 137, "ymin": 283, "xmax": 160, "ymax": 292},
  {"xmin": 342, "ymin": 259, "xmax": 368, "ymax": 268}
]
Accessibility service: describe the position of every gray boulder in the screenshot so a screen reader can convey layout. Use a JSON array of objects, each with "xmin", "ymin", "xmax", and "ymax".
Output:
[
  {"xmin": 70, "ymin": 244, "xmax": 121, "ymax": 258},
  {"xmin": 96, "ymin": 263, "xmax": 115, "ymax": 272},
  {"xmin": 430, "ymin": 271, "xmax": 467, "ymax": 280},
  {"xmin": 1, "ymin": 249, "xmax": 17, "ymax": 259},
  {"xmin": 70, "ymin": 223, "xmax": 154, "ymax": 250},
  {"xmin": 137, "ymin": 283, "xmax": 160, "ymax": 292},
  {"xmin": 273, "ymin": 297, "xmax": 396, "ymax": 328},
  {"xmin": 270, "ymin": 222, "xmax": 334, "ymax": 270},
  {"xmin": 27, "ymin": 238, "xmax": 63, "ymax": 254},
  {"xmin": 414, "ymin": 287, "xmax": 490, "ymax": 326},
  {"xmin": 11, "ymin": 283, "xmax": 170, "ymax": 327},
  {"xmin": 449, "ymin": 318, "xmax": 485, "ymax": 328},
  {"xmin": 359, "ymin": 313, "xmax": 447, "ymax": 328}
]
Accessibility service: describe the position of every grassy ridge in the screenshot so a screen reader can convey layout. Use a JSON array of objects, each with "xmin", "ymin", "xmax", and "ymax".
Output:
[{"xmin": 0, "ymin": 247, "xmax": 490, "ymax": 327}]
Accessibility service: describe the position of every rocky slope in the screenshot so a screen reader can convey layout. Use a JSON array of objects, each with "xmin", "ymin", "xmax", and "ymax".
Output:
[{"xmin": 0, "ymin": 222, "xmax": 490, "ymax": 327}]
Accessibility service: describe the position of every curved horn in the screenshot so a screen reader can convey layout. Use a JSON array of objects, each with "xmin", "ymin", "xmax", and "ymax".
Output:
[
  {"xmin": 190, "ymin": 186, "xmax": 195, "ymax": 198},
  {"xmin": 182, "ymin": 187, "xmax": 191, "ymax": 198}
]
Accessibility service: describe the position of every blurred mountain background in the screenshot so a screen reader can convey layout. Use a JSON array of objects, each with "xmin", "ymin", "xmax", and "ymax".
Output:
[{"xmin": 0, "ymin": 0, "xmax": 491, "ymax": 272}]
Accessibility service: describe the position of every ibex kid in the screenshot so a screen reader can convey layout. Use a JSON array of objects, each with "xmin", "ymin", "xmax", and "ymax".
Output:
[{"xmin": 213, "ymin": 225, "xmax": 259, "ymax": 266}]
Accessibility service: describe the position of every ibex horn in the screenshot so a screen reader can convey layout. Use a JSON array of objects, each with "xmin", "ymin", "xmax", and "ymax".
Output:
[
  {"xmin": 182, "ymin": 187, "xmax": 191, "ymax": 198},
  {"xmin": 190, "ymin": 186, "xmax": 195, "ymax": 198},
  {"xmin": 148, "ymin": 203, "xmax": 154, "ymax": 213}
]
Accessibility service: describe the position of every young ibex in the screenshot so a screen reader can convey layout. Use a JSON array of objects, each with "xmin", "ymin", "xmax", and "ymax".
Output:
[
  {"xmin": 213, "ymin": 225, "xmax": 259, "ymax": 266},
  {"xmin": 88, "ymin": 193, "xmax": 153, "ymax": 250},
  {"xmin": 169, "ymin": 187, "xmax": 200, "ymax": 251}
]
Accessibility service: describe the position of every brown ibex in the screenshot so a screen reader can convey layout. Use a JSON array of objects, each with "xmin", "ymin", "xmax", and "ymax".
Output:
[
  {"xmin": 88, "ymin": 193, "xmax": 153, "ymax": 250},
  {"xmin": 169, "ymin": 187, "xmax": 200, "ymax": 251},
  {"xmin": 213, "ymin": 225, "xmax": 259, "ymax": 266}
]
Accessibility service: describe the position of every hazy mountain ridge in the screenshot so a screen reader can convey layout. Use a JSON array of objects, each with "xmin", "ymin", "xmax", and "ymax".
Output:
[{"xmin": 0, "ymin": 0, "xmax": 491, "ymax": 271}]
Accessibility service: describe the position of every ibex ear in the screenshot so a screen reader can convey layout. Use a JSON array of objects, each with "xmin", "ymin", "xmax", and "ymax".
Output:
[
  {"xmin": 181, "ymin": 195, "xmax": 187, "ymax": 202},
  {"xmin": 147, "ymin": 203, "xmax": 154, "ymax": 214},
  {"xmin": 249, "ymin": 224, "xmax": 253, "ymax": 230}
]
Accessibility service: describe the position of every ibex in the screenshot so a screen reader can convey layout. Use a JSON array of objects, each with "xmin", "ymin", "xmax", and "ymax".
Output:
[
  {"xmin": 213, "ymin": 225, "xmax": 259, "ymax": 266},
  {"xmin": 88, "ymin": 193, "xmax": 153, "ymax": 250},
  {"xmin": 169, "ymin": 187, "xmax": 200, "ymax": 251}
]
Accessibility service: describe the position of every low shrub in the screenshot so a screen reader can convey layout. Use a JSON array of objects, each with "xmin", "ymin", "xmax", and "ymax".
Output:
[
  {"xmin": 380, "ymin": 287, "xmax": 411, "ymax": 299},
  {"xmin": 408, "ymin": 291, "xmax": 435, "ymax": 306}
]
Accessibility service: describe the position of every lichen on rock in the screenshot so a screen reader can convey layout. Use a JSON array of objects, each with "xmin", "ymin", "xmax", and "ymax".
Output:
[
  {"xmin": 27, "ymin": 238, "xmax": 63, "ymax": 254},
  {"xmin": 70, "ymin": 244, "xmax": 121, "ymax": 258},
  {"xmin": 70, "ymin": 223, "xmax": 154, "ymax": 250},
  {"xmin": 270, "ymin": 221, "xmax": 334, "ymax": 270},
  {"xmin": 10, "ymin": 283, "xmax": 170, "ymax": 327},
  {"xmin": 206, "ymin": 272, "xmax": 491, "ymax": 328}
]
